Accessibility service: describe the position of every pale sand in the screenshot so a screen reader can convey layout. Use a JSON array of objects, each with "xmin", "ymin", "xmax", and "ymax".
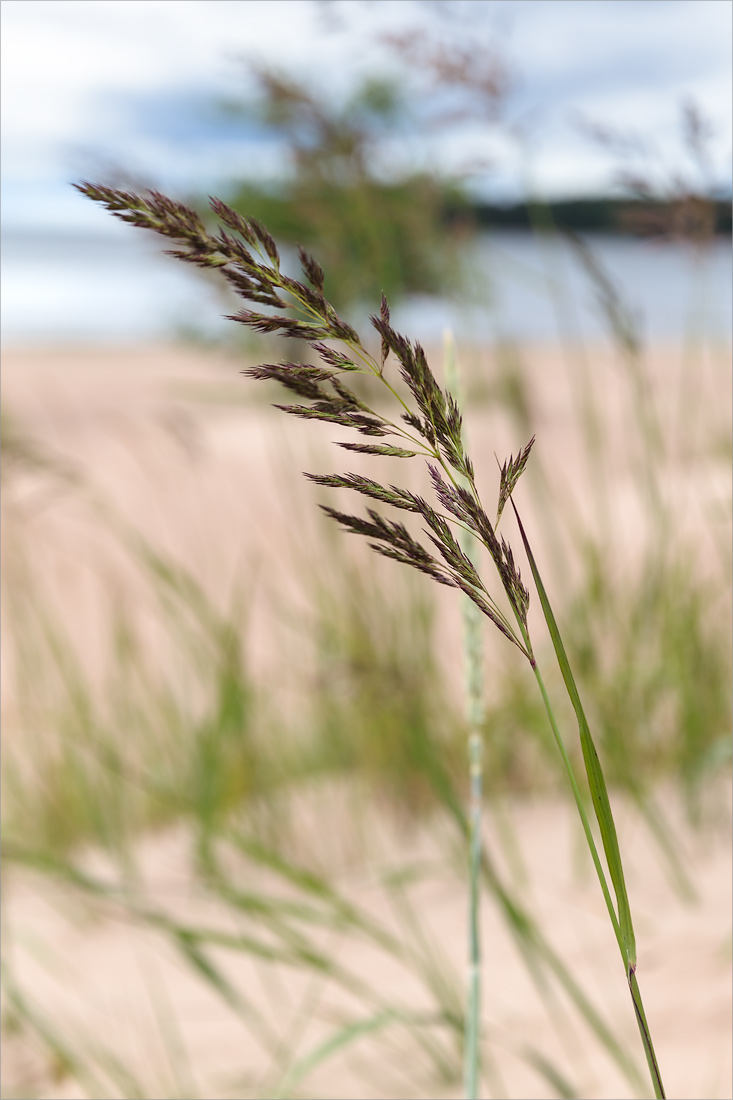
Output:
[
  {"xmin": 2, "ymin": 339, "xmax": 729, "ymax": 706},
  {"xmin": 3, "ymin": 786, "xmax": 731, "ymax": 1099},
  {"xmin": 2, "ymin": 341, "xmax": 731, "ymax": 1098}
]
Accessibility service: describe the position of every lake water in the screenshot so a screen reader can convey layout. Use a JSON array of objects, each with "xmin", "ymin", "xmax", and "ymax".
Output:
[{"xmin": 2, "ymin": 227, "xmax": 731, "ymax": 348}]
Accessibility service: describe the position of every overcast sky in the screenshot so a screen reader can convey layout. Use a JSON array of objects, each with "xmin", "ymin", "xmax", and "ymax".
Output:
[{"xmin": 2, "ymin": 0, "xmax": 731, "ymax": 234}]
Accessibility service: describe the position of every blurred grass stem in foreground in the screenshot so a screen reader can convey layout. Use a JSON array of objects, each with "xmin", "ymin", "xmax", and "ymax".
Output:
[
  {"xmin": 443, "ymin": 329, "xmax": 486, "ymax": 1100},
  {"xmin": 74, "ymin": 181, "xmax": 667, "ymax": 1098}
]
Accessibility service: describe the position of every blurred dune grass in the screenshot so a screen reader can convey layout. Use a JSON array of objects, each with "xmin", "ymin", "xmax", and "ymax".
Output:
[
  {"xmin": 1, "ymin": 315, "xmax": 730, "ymax": 1098},
  {"xmin": 1, "ymin": 21, "xmax": 731, "ymax": 1095}
]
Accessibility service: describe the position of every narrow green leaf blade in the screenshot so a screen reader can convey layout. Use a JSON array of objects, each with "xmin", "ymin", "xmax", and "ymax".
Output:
[
  {"xmin": 276, "ymin": 1009, "xmax": 409, "ymax": 1096},
  {"xmin": 512, "ymin": 501, "xmax": 636, "ymax": 968}
]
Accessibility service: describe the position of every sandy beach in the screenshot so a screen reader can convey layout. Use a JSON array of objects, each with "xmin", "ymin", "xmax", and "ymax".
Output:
[
  {"xmin": 2, "ymin": 339, "xmax": 729, "ymax": 698},
  {"xmin": 2, "ymin": 340, "xmax": 731, "ymax": 1099},
  {"xmin": 3, "ymin": 782, "xmax": 731, "ymax": 1100}
]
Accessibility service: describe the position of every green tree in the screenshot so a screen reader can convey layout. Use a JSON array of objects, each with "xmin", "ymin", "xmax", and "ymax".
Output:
[{"xmin": 214, "ymin": 65, "xmax": 472, "ymax": 311}]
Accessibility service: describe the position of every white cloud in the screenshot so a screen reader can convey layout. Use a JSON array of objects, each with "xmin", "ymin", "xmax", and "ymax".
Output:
[
  {"xmin": 1, "ymin": 2, "xmax": 321, "ymax": 149},
  {"xmin": 1, "ymin": 0, "xmax": 730, "ymax": 220}
]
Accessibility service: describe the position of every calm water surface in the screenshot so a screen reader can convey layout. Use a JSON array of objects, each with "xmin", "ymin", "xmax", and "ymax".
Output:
[{"xmin": 3, "ymin": 228, "xmax": 731, "ymax": 347}]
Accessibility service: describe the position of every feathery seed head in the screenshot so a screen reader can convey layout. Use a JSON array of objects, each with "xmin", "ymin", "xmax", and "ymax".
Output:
[
  {"xmin": 496, "ymin": 436, "xmax": 535, "ymax": 525},
  {"xmin": 78, "ymin": 180, "xmax": 535, "ymax": 656},
  {"xmin": 298, "ymin": 246, "xmax": 326, "ymax": 292}
]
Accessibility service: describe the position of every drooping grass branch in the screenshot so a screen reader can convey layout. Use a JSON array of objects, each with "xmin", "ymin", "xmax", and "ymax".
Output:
[{"xmin": 75, "ymin": 181, "xmax": 667, "ymax": 1099}]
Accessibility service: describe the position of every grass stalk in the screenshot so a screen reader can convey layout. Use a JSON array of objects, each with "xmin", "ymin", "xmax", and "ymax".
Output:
[
  {"xmin": 513, "ymin": 502, "xmax": 666, "ymax": 1098},
  {"xmin": 71, "ymin": 183, "xmax": 672, "ymax": 1097},
  {"xmin": 530, "ymin": 644, "xmax": 666, "ymax": 1097},
  {"xmin": 464, "ymin": 727, "xmax": 482, "ymax": 1100},
  {"xmin": 444, "ymin": 329, "xmax": 486, "ymax": 1100},
  {"xmin": 528, "ymin": 656, "xmax": 624, "ymax": 955}
]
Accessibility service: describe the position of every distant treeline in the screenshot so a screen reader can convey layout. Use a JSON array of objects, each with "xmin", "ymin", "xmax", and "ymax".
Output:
[{"xmin": 455, "ymin": 197, "xmax": 732, "ymax": 236}]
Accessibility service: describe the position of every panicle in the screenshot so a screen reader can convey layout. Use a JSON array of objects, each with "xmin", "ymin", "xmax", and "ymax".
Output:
[{"xmin": 78, "ymin": 179, "xmax": 534, "ymax": 655}]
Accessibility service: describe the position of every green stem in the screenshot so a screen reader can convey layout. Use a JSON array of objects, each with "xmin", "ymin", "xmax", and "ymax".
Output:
[
  {"xmin": 629, "ymin": 969, "xmax": 666, "ymax": 1099},
  {"xmin": 529, "ymin": 657, "xmax": 624, "ymax": 956},
  {"xmin": 531, "ymin": 656, "xmax": 666, "ymax": 1098},
  {"xmin": 445, "ymin": 331, "xmax": 484, "ymax": 1100},
  {"xmin": 464, "ymin": 728, "xmax": 482, "ymax": 1100}
]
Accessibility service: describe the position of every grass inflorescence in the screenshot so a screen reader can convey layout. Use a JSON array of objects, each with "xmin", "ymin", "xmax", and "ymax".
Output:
[
  {"xmin": 66, "ymin": 181, "xmax": 671, "ymax": 1097},
  {"xmin": 74, "ymin": 183, "xmax": 538, "ymax": 670}
]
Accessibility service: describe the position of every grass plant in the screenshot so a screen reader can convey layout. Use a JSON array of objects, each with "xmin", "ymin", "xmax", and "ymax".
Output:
[
  {"xmin": 5, "ymin": 410, "xmax": 660, "ymax": 1098},
  {"xmin": 63, "ymin": 181, "xmax": 678, "ymax": 1097}
]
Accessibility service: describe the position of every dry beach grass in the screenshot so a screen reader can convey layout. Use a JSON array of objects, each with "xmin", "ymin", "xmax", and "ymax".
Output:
[
  {"xmin": 3, "ymin": 780, "xmax": 731, "ymax": 1100},
  {"xmin": 2, "ymin": 326, "xmax": 731, "ymax": 1098}
]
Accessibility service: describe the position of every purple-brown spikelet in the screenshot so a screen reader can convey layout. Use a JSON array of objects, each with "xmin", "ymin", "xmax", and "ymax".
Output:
[{"xmin": 76, "ymin": 181, "xmax": 535, "ymax": 656}]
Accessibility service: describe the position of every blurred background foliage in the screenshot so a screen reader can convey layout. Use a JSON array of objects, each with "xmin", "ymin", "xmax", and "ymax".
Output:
[
  {"xmin": 2, "ymin": 4, "xmax": 731, "ymax": 1097},
  {"xmin": 190, "ymin": 36, "xmax": 731, "ymax": 321},
  {"xmin": 210, "ymin": 65, "xmax": 473, "ymax": 310}
]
